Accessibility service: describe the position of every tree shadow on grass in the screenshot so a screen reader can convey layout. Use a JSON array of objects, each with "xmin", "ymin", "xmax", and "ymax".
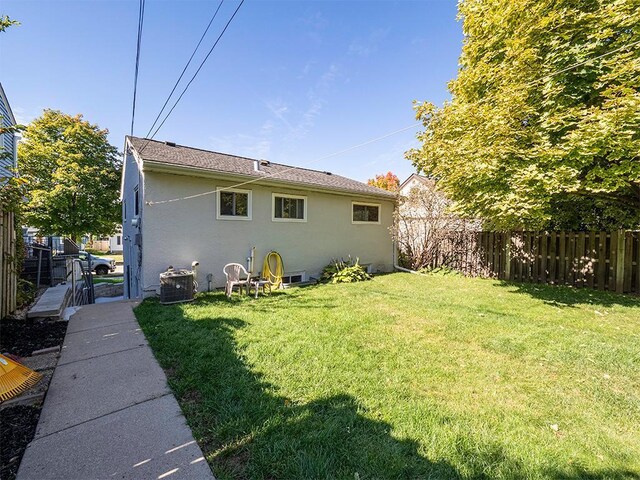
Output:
[
  {"xmin": 495, "ymin": 280, "xmax": 640, "ymax": 309},
  {"xmin": 137, "ymin": 301, "xmax": 463, "ymax": 479},
  {"xmin": 545, "ymin": 469, "xmax": 640, "ymax": 480},
  {"xmin": 136, "ymin": 300, "xmax": 639, "ymax": 480}
]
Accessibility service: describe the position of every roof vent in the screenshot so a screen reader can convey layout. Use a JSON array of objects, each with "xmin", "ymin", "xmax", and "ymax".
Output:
[
  {"xmin": 325, "ymin": 171, "xmax": 332, "ymax": 175},
  {"xmin": 260, "ymin": 160, "xmax": 270, "ymax": 166},
  {"xmin": 164, "ymin": 141, "xmax": 176, "ymax": 147}
]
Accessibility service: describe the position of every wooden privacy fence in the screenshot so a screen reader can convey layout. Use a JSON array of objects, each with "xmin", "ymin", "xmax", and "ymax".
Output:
[
  {"xmin": 1, "ymin": 208, "xmax": 17, "ymax": 318},
  {"xmin": 430, "ymin": 230, "xmax": 640, "ymax": 294}
]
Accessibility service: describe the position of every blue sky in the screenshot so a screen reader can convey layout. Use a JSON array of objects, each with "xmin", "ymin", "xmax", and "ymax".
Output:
[{"xmin": 1, "ymin": 0, "xmax": 463, "ymax": 182}]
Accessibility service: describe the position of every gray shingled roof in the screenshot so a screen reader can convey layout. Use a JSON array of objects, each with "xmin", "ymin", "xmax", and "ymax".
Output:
[{"xmin": 128, "ymin": 136, "xmax": 396, "ymax": 199}]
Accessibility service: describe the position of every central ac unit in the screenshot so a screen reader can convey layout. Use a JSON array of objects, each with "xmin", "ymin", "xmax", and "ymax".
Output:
[{"xmin": 160, "ymin": 268, "xmax": 195, "ymax": 304}]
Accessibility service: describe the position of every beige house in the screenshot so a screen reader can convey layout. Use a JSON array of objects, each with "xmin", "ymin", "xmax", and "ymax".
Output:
[{"xmin": 121, "ymin": 137, "xmax": 396, "ymax": 298}]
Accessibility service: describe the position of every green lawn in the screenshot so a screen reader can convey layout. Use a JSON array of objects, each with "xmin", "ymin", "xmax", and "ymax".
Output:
[
  {"xmin": 93, "ymin": 276, "xmax": 123, "ymax": 284},
  {"xmin": 109, "ymin": 253, "xmax": 123, "ymax": 264},
  {"xmin": 135, "ymin": 273, "xmax": 640, "ymax": 480}
]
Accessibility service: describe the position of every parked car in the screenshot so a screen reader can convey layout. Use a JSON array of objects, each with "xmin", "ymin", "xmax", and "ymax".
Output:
[{"xmin": 78, "ymin": 251, "xmax": 116, "ymax": 276}]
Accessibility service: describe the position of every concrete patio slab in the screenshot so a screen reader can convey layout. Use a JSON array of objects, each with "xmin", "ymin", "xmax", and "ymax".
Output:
[
  {"xmin": 65, "ymin": 300, "xmax": 139, "ymax": 334},
  {"xmin": 35, "ymin": 343, "xmax": 170, "ymax": 437},
  {"xmin": 27, "ymin": 283, "xmax": 71, "ymax": 319},
  {"xmin": 58, "ymin": 321, "xmax": 146, "ymax": 366},
  {"xmin": 18, "ymin": 394, "xmax": 212, "ymax": 480}
]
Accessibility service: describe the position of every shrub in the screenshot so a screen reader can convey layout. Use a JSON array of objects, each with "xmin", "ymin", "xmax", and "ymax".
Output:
[
  {"xmin": 321, "ymin": 258, "xmax": 372, "ymax": 284},
  {"xmin": 16, "ymin": 279, "xmax": 36, "ymax": 308}
]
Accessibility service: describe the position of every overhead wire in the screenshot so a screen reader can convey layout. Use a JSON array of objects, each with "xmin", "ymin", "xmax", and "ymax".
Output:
[
  {"xmin": 129, "ymin": 0, "xmax": 146, "ymax": 136},
  {"xmin": 137, "ymin": 0, "xmax": 245, "ymax": 156},
  {"xmin": 141, "ymin": 0, "xmax": 225, "ymax": 142},
  {"xmin": 143, "ymin": 35, "xmax": 640, "ymax": 206}
]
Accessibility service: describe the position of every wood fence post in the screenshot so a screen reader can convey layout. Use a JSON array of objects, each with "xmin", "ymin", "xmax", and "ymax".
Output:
[
  {"xmin": 36, "ymin": 248, "xmax": 43, "ymax": 288},
  {"xmin": 504, "ymin": 232, "xmax": 512, "ymax": 280},
  {"xmin": 48, "ymin": 248, "xmax": 54, "ymax": 286},
  {"xmin": 615, "ymin": 229, "xmax": 626, "ymax": 294}
]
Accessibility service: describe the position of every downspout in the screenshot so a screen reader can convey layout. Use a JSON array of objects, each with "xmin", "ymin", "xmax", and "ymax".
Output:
[
  {"xmin": 247, "ymin": 246, "xmax": 255, "ymax": 274},
  {"xmin": 392, "ymin": 240, "xmax": 425, "ymax": 275}
]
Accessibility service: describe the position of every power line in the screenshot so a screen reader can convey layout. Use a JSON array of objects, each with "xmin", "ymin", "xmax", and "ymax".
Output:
[
  {"xmin": 141, "ymin": 0, "xmax": 225, "ymax": 142},
  {"xmin": 137, "ymin": 0, "xmax": 245, "ymax": 155},
  {"xmin": 144, "ymin": 36, "xmax": 640, "ymax": 206},
  {"xmin": 457, "ymin": 38, "xmax": 640, "ymax": 111},
  {"xmin": 534, "ymin": 38, "xmax": 640, "ymax": 83},
  {"xmin": 130, "ymin": 0, "xmax": 146, "ymax": 136}
]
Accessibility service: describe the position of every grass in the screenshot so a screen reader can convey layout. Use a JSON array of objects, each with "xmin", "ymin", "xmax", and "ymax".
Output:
[
  {"xmin": 93, "ymin": 276, "xmax": 123, "ymax": 284},
  {"xmin": 108, "ymin": 254, "xmax": 123, "ymax": 264},
  {"xmin": 84, "ymin": 250, "xmax": 123, "ymax": 264},
  {"xmin": 135, "ymin": 273, "xmax": 640, "ymax": 479}
]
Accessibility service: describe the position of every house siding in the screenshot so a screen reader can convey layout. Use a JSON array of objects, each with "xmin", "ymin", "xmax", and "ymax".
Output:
[
  {"xmin": 139, "ymin": 170, "xmax": 395, "ymax": 296},
  {"xmin": 121, "ymin": 148, "xmax": 143, "ymax": 298},
  {"xmin": 0, "ymin": 90, "xmax": 17, "ymax": 179}
]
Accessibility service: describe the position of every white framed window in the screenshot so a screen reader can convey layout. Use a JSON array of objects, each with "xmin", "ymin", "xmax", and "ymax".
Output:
[
  {"xmin": 272, "ymin": 193, "xmax": 307, "ymax": 222},
  {"xmin": 217, "ymin": 188, "xmax": 252, "ymax": 220},
  {"xmin": 352, "ymin": 202, "xmax": 380, "ymax": 224}
]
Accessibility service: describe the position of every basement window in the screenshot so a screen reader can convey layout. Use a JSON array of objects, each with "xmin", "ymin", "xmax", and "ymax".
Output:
[
  {"xmin": 272, "ymin": 193, "xmax": 307, "ymax": 222},
  {"xmin": 352, "ymin": 202, "xmax": 380, "ymax": 224},
  {"xmin": 217, "ymin": 188, "xmax": 252, "ymax": 220},
  {"xmin": 282, "ymin": 272, "xmax": 305, "ymax": 284}
]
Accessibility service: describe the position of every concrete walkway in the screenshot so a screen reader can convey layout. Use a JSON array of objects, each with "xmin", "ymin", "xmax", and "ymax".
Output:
[{"xmin": 17, "ymin": 301, "xmax": 214, "ymax": 480}]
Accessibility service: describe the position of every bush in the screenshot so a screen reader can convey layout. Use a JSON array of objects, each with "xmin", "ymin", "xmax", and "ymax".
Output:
[
  {"xmin": 321, "ymin": 258, "xmax": 372, "ymax": 284},
  {"xmin": 16, "ymin": 279, "xmax": 36, "ymax": 308}
]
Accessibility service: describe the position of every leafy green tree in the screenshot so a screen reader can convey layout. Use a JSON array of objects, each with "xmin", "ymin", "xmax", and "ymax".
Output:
[
  {"xmin": 18, "ymin": 110, "xmax": 121, "ymax": 242},
  {"xmin": 0, "ymin": 15, "xmax": 20, "ymax": 32},
  {"xmin": 407, "ymin": 0, "xmax": 640, "ymax": 230},
  {"xmin": 0, "ymin": 14, "xmax": 22, "ymax": 166},
  {"xmin": 0, "ymin": 14, "xmax": 27, "ymax": 290}
]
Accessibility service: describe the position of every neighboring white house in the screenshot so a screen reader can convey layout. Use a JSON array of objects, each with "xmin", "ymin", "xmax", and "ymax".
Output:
[
  {"xmin": 396, "ymin": 173, "xmax": 481, "ymax": 270},
  {"xmin": 89, "ymin": 227, "xmax": 123, "ymax": 253},
  {"xmin": 399, "ymin": 174, "xmax": 437, "ymax": 215},
  {"xmin": 121, "ymin": 136, "xmax": 397, "ymax": 299},
  {"xmin": 109, "ymin": 228, "xmax": 123, "ymax": 253},
  {"xmin": 398, "ymin": 174, "xmax": 480, "ymax": 230}
]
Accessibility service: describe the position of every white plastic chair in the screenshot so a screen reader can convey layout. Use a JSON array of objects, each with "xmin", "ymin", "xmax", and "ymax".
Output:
[{"xmin": 223, "ymin": 263, "xmax": 252, "ymax": 297}]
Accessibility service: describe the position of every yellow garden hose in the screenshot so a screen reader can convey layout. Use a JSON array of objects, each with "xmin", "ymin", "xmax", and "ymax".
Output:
[{"xmin": 262, "ymin": 251, "xmax": 284, "ymax": 289}]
